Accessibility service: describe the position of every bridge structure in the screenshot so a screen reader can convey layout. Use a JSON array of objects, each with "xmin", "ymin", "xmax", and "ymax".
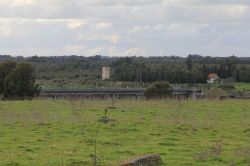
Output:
[
  {"xmin": 40, "ymin": 88, "xmax": 203, "ymax": 100},
  {"xmin": 41, "ymin": 88, "xmax": 144, "ymax": 99}
]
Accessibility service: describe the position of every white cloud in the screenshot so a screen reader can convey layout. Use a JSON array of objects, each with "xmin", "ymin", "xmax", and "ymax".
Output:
[
  {"xmin": 108, "ymin": 47, "xmax": 146, "ymax": 56},
  {"xmin": 66, "ymin": 19, "xmax": 89, "ymax": 28},
  {"xmin": 0, "ymin": 26, "xmax": 13, "ymax": 36},
  {"xmin": 0, "ymin": 0, "xmax": 35, "ymax": 6},
  {"xmin": 167, "ymin": 23, "xmax": 209, "ymax": 34},
  {"xmin": 64, "ymin": 45, "xmax": 87, "ymax": 52},
  {"xmin": 0, "ymin": 0, "xmax": 250, "ymax": 57},
  {"xmin": 124, "ymin": 48, "xmax": 146, "ymax": 56},
  {"xmin": 87, "ymin": 46, "xmax": 106, "ymax": 55},
  {"xmin": 76, "ymin": 0, "xmax": 164, "ymax": 7},
  {"xmin": 129, "ymin": 26, "xmax": 150, "ymax": 33},
  {"xmin": 95, "ymin": 22, "xmax": 112, "ymax": 29},
  {"xmin": 110, "ymin": 35, "xmax": 119, "ymax": 44},
  {"xmin": 77, "ymin": 34, "xmax": 120, "ymax": 44},
  {"xmin": 162, "ymin": 0, "xmax": 250, "ymax": 6}
]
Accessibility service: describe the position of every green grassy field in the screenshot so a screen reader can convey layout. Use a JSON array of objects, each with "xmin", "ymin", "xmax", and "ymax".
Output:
[
  {"xmin": 37, "ymin": 79, "xmax": 250, "ymax": 94},
  {"xmin": 0, "ymin": 99, "xmax": 249, "ymax": 166},
  {"xmin": 234, "ymin": 83, "xmax": 250, "ymax": 91}
]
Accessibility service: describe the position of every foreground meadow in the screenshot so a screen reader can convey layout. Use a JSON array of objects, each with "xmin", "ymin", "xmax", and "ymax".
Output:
[{"xmin": 0, "ymin": 99, "xmax": 249, "ymax": 166}]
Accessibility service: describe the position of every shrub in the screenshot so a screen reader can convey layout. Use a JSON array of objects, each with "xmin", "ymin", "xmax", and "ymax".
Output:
[
  {"xmin": 205, "ymin": 88, "xmax": 227, "ymax": 99},
  {"xmin": 0, "ymin": 62, "xmax": 40, "ymax": 99},
  {"xmin": 144, "ymin": 81, "xmax": 171, "ymax": 99},
  {"xmin": 0, "ymin": 61, "xmax": 17, "ymax": 94}
]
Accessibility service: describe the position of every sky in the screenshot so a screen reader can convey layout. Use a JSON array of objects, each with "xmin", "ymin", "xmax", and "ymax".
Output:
[{"xmin": 0, "ymin": 0, "xmax": 250, "ymax": 57}]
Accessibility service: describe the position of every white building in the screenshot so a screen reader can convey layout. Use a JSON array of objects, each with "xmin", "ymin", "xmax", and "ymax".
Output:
[
  {"xmin": 102, "ymin": 67, "xmax": 110, "ymax": 80},
  {"xmin": 207, "ymin": 73, "xmax": 221, "ymax": 84}
]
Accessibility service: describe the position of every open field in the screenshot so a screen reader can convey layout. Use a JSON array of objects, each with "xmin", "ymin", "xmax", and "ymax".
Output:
[
  {"xmin": 0, "ymin": 99, "xmax": 249, "ymax": 166},
  {"xmin": 37, "ymin": 78, "xmax": 250, "ymax": 93},
  {"xmin": 234, "ymin": 83, "xmax": 250, "ymax": 91},
  {"xmin": 209, "ymin": 83, "xmax": 250, "ymax": 91}
]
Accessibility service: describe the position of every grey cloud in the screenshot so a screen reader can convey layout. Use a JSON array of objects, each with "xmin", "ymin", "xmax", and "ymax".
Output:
[{"xmin": 0, "ymin": 0, "xmax": 249, "ymax": 56}]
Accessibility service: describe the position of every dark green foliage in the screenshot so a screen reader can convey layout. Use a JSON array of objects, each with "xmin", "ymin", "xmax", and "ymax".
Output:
[
  {"xmin": 0, "ymin": 61, "xmax": 17, "ymax": 94},
  {"xmin": 1, "ymin": 55, "xmax": 250, "ymax": 83},
  {"xmin": 0, "ymin": 61, "xmax": 40, "ymax": 99},
  {"xmin": 111, "ymin": 55, "xmax": 250, "ymax": 83},
  {"xmin": 144, "ymin": 81, "xmax": 171, "ymax": 99},
  {"xmin": 186, "ymin": 55, "xmax": 193, "ymax": 71}
]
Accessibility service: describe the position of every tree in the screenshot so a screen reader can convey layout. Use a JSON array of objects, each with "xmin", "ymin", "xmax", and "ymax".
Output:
[
  {"xmin": 144, "ymin": 81, "xmax": 172, "ymax": 99},
  {"xmin": 186, "ymin": 55, "xmax": 193, "ymax": 71},
  {"xmin": 2, "ymin": 62, "xmax": 40, "ymax": 99},
  {"xmin": 0, "ymin": 61, "xmax": 17, "ymax": 94}
]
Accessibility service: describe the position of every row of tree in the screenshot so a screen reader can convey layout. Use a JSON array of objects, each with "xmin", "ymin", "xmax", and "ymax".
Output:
[
  {"xmin": 0, "ymin": 61, "xmax": 40, "ymax": 99},
  {"xmin": 113, "ymin": 55, "xmax": 250, "ymax": 83},
  {"xmin": 0, "ymin": 55, "xmax": 250, "ymax": 83}
]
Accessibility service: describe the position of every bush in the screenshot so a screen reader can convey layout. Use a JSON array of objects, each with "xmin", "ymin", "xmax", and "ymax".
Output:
[
  {"xmin": 205, "ymin": 88, "xmax": 227, "ymax": 99},
  {"xmin": 144, "ymin": 81, "xmax": 171, "ymax": 99},
  {"xmin": 0, "ymin": 61, "xmax": 40, "ymax": 99},
  {"xmin": 0, "ymin": 61, "xmax": 17, "ymax": 94}
]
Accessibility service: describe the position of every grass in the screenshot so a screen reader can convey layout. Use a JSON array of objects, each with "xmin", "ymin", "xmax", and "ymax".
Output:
[
  {"xmin": 234, "ymin": 83, "xmax": 250, "ymax": 91},
  {"xmin": 210, "ymin": 83, "xmax": 250, "ymax": 92},
  {"xmin": 0, "ymin": 99, "xmax": 249, "ymax": 166},
  {"xmin": 37, "ymin": 79, "xmax": 150, "ymax": 89}
]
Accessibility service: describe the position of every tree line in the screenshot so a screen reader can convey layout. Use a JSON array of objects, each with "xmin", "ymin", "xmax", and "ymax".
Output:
[
  {"xmin": 113, "ymin": 55, "xmax": 250, "ymax": 83},
  {"xmin": 0, "ymin": 54, "xmax": 250, "ymax": 83}
]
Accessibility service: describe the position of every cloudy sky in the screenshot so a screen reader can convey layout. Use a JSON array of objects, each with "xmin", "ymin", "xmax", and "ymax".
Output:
[{"xmin": 0, "ymin": 0, "xmax": 250, "ymax": 57}]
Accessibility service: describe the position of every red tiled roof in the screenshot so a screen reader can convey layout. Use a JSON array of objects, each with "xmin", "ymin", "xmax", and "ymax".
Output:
[{"xmin": 208, "ymin": 73, "xmax": 220, "ymax": 79}]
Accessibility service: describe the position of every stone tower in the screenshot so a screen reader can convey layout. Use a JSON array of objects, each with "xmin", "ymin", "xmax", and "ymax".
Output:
[{"xmin": 102, "ymin": 67, "xmax": 110, "ymax": 80}]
